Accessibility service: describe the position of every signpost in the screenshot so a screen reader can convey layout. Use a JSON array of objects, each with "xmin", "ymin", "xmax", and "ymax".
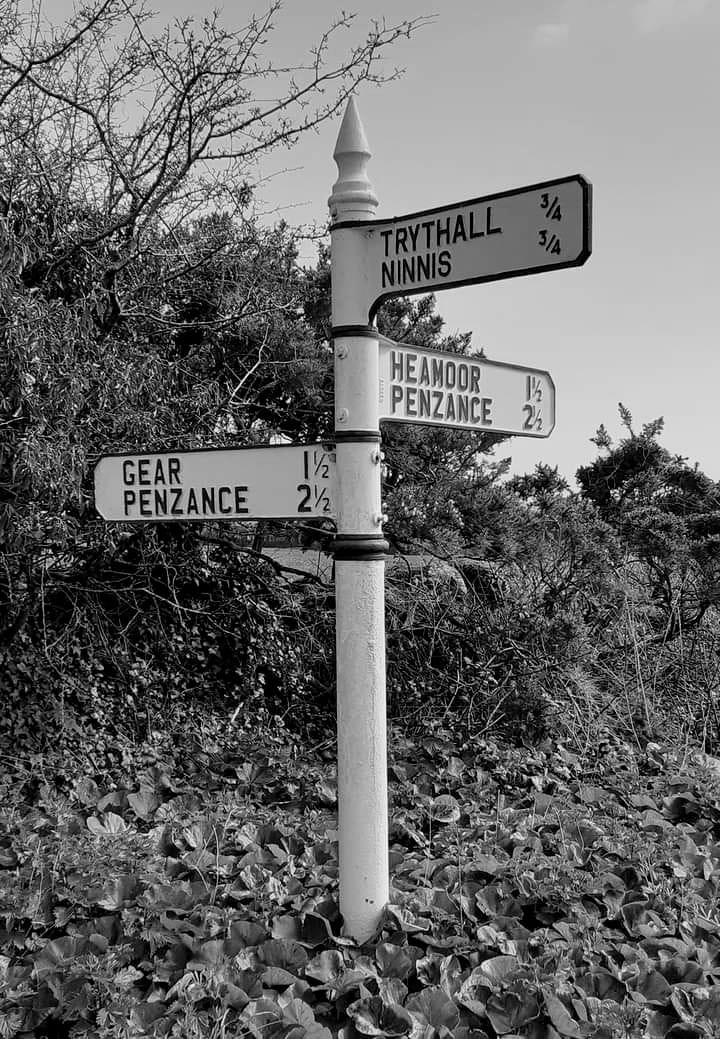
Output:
[
  {"xmin": 328, "ymin": 100, "xmax": 590, "ymax": 941},
  {"xmin": 93, "ymin": 443, "xmax": 336, "ymax": 522},
  {"xmin": 332, "ymin": 174, "xmax": 591, "ymax": 319},
  {"xmin": 378, "ymin": 337, "xmax": 555, "ymax": 436},
  {"xmin": 91, "ymin": 96, "xmax": 592, "ymax": 943}
]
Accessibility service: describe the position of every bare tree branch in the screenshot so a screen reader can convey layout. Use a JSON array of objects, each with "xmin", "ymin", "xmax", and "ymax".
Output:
[{"xmin": 0, "ymin": 1, "xmax": 432, "ymax": 258}]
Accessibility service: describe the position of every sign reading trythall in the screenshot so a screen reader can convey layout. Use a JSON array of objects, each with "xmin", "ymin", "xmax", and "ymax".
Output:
[
  {"xmin": 378, "ymin": 338, "xmax": 555, "ymax": 437},
  {"xmin": 93, "ymin": 443, "xmax": 336, "ymax": 522},
  {"xmin": 334, "ymin": 175, "xmax": 591, "ymax": 317}
]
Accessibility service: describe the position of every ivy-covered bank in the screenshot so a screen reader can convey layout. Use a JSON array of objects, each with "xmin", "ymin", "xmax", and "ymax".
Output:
[{"xmin": 3, "ymin": 717, "xmax": 720, "ymax": 1037}]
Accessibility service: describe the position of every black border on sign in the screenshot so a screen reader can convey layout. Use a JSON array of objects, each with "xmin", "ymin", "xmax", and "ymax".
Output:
[
  {"xmin": 332, "ymin": 174, "xmax": 592, "ymax": 322},
  {"xmin": 92, "ymin": 441, "xmax": 336, "ymax": 524},
  {"xmin": 377, "ymin": 340, "xmax": 556, "ymax": 438},
  {"xmin": 91, "ymin": 440, "xmax": 336, "ymax": 469}
]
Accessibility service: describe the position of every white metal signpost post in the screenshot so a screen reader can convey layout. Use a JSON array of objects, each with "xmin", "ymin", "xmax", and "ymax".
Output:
[
  {"xmin": 329, "ymin": 99, "xmax": 591, "ymax": 941},
  {"xmin": 328, "ymin": 101, "xmax": 390, "ymax": 944}
]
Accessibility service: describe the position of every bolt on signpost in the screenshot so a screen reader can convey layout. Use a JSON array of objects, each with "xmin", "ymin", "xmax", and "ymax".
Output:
[{"xmin": 328, "ymin": 99, "xmax": 591, "ymax": 941}]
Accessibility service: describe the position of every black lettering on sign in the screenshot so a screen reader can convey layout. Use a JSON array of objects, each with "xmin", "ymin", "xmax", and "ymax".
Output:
[
  {"xmin": 436, "ymin": 217, "xmax": 451, "ymax": 247},
  {"xmin": 391, "ymin": 351, "xmax": 404, "ymax": 380},
  {"xmin": 380, "ymin": 229, "xmax": 393, "ymax": 256},
  {"xmin": 445, "ymin": 361, "xmax": 456, "ymax": 390},
  {"xmin": 469, "ymin": 210, "xmax": 485, "ymax": 239},
  {"xmin": 452, "ymin": 214, "xmax": 467, "ymax": 244},
  {"xmin": 438, "ymin": 250, "xmax": 452, "ymax": 277},
  {"xmin": 201, "ymin": 487, "xmax": 215, "ymax": 512},
  {"xmin": 446, "ymin": 395, "xmax": 456, "ymax": 421},
  {"xmin": 482, "ymin": 398, "xmax": 493, "ymax": 423},
  {"xmin": 401, "ymin": 257, "xmax": 415, "ymax": 282},
  {"xmin": 417, "ymin": 254, "xmax": 431, "ymax": 280},
  {"xmin": 470, "ymin": 367, "xmax": 481, "ymax": 394},
  {"xmin": 234, "ymin": 486, "xmax": 249, "ymax": 514},
  {"xmin": 297, "ymin": 483, "xmax": 311, "ymax": 513},
  {"xmin": 123, "ymin": 460, "xmax": 135, "ymax": 485},
  {"xmin": 391, "ymin": 386, "xmax": 403, "ymax": 413},
  {"xmin": 419, "ymin": 355, "xmax": 431, "ymax": 386},
  {"xmin": 218, "ymin": 487, "xmax": 232, "ymax": 514},
  {"xmin": 458, "ymin": 396, "xmax": 469, "ymax": 423},
  {"xmin": 381, "ymin": 260, "xmax": 395, "ymax": 288},
  {"xmin": 168, "ymin": 458, "xmax": 181, "ymax": 484},
  {"xmin": 432, "ymin": 391, "xmax": 444, "ymax": 419},
  {"xmin": 457, "ymin": 364, "xmax": 469, "ymax": 392},
  {"xmin": 407, "ymin": 224, "xmax": 420, "ymax": 251},
  {"xmin": 405, "ymin": 353, "xmax": 417, "ymax": 383},
  {"xmin": 123, "ymin": 489, "xmax": 136, "ymax": 514},
  {"xmin": 139, "ymin": 489, "xmax": 152, "ymax": 516},
  {"xmin": 418, "ymin": 388, "xmax": 431, "ymax": 417},
  {"xmin": 186, "ymin": 488, "xmax": 199, "ymax": 515},
  {"xmin": 138, "ymin": 459, "xmax": 151, "ymax": 485},
  {"xmin": 154, "ymin": 489, "xmax": 168, "ymax": 515},
  {"xmin": 396, "ymin": 227, "xmax": 409, "ymax": 253},
  {"xmin": 486, "ymin": 206, "xmax": 502, "ymax": 235},
  {"xmin": 405, "ymin": 387, "xmax": 417, "ymax": 417},
  {"xmin": 170, "ymin": 487, "xmax": 183, "ymax": 515}
]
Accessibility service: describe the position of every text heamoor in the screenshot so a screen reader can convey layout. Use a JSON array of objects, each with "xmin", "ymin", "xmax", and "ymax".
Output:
[
  {"xmin": 379, "ymin": 205, "xmax": 502, "ymax": 291},
  {"xmin": 386, "ymin": 348, "xmax": 492, "ymax": 428}
]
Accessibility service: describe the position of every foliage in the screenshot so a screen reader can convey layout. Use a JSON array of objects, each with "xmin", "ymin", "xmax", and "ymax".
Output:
[
  {"xmin": 0, "ymin": 0, "xmax": 425, "ymax": 752},
  {"xmin": 0, "ymin": 532, "xmax": 338, "ymax": 766},
  {"xmin": 577, "ymin": 404, "xmax": 720, "ymax": 641},
  {"xmin": 4, "ymin": 717, "xmax": 720, "ymax": 1037}
]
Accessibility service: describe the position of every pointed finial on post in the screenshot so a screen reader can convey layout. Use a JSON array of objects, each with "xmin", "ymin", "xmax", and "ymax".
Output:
[{"xmin": 328, "ymin": 96, "xmax": 378, "ymax": 223}]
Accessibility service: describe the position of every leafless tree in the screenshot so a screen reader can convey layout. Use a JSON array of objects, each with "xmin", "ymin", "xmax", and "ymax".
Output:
[{"xmin": 0, "ymin": 0, "xmax": 429, "ymax": 306}]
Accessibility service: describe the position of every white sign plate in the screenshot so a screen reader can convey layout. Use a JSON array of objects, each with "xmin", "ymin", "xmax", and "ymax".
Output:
[
  {"xmin": 378, "ymin": 339, "xmax": 555, "ymax": 437},
  {"xmin": 93, "ymin": 443, "xmax": 336, "ymax": 522},
  {"xmin": 334, "ymin": 175, "xmax": 591, "ymax": 318}
]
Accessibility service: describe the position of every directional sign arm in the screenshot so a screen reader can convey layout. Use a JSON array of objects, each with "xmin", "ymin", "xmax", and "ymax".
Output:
[
  {"xmin": 93, "ymin": 443, "xmax": 336, "ymax": 523},
  {"xmin": 333, "ymin": 174, "xmax": 592, "ymax": 320},
  {"xmin": 378, "ymin": 338, "xmax": 555, "ymax": 437}
]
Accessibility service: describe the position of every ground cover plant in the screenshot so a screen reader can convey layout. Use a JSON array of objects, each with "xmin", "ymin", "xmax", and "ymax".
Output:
[{"xmin": 4, "ymin": 710, "xmax": 720, "ymax": 1038}]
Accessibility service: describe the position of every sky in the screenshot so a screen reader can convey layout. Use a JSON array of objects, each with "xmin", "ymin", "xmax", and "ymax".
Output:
[{"xmin": 48, "ymin": 0, "xmax": 720, "ymax": 484}]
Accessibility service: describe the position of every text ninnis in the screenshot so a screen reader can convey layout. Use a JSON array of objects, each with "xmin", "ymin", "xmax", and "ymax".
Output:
[{"xmin": 379, "ymin": 206, "xmax": 502, "ymax": 289}]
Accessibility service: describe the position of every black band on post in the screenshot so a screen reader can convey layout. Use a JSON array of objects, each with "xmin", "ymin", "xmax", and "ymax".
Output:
[
  {"xmin": 331, "ymin": 324, "xmax": 377, "ymax": 339},
  {"xmin": 334, "ymin": 533, "xmax": 389, "ymax": 560},
  {"xmin": 333, "ymin": 430, "xmax": 381, "ymax": 443}
]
